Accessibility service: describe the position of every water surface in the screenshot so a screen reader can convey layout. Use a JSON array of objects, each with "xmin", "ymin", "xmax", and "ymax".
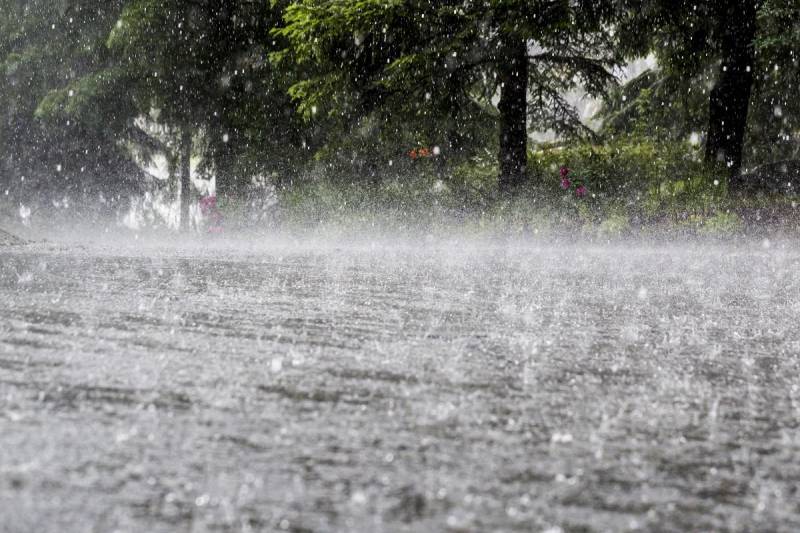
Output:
[{"xmin": 2, "ymin": 239, "xmax": 800, "ymax": 532}]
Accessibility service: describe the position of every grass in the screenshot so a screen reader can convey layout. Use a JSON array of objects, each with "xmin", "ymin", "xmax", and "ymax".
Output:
[
  {"xmin": 4, "ymin": 137, "xmax": 800, "ymax": 239},
  {"xmin": 244, "ymin": 168, "xmax": 800, "ymax": 240}
]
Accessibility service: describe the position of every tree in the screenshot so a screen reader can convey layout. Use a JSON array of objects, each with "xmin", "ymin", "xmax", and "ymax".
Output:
[
  {"xmin": 746, "ymin": 0, "xmax": 800, "ymax": 165},
  {"xmin": 101, "ymin": 0, "xmax": 304, "ymax": 229},
  {"xmin": 276, "ymin": 0, "xmax": 620, "ymax": 192},
  {"xmin": 107, "ymin": 0, "xmax": 236, "ymax": 230},
  {"xmin": 0, "ymin": 0, "xmax": 140, "ymax": 214},
  {"xmin": 704, "ymin": 0, "xmax": 759, "ymax": 184},
  {"xmin": 612, "ymin": 0, "xmax": 799, "ymax": 187},
  {"xmin": 596, "ymin": 69, "xmax": 710, "ymax": 143},
  {"xmin": 606, "ymin": 0, "xmax": 800, "ymax": 188}
]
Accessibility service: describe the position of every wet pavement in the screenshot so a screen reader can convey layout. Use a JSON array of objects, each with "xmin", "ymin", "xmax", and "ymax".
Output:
[{"xmin": 2, "ymin": 238, "xmax": 800, "ymax": 532}]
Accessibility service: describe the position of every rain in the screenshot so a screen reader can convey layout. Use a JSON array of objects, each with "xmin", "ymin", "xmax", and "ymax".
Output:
[{"xmin": 1, "ymin": 1, "xmax": 800, "ymax": 532}]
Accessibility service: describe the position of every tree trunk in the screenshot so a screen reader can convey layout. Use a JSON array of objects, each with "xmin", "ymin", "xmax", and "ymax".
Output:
[
  {"xmin": 179, "ymin": 129, "xmax": 192, "ymax": 232},
  {"xmin": 704, "ymin": 0, "xmax": 758, "ymax": 188},
  {"xmin": 498, "ymin": 34, "xmax": 528, "ymax": 193},
  {"xmin": 207, "ymin": 0, "xmax": 235, "ymax": 201}
]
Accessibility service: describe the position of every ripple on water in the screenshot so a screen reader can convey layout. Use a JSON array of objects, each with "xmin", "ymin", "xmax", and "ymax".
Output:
[{"xmin": 2, "ymin": 242, "xmax": 800, "ymax": 532}]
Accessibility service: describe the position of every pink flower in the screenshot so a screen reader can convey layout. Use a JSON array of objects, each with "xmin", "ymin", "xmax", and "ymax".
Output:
[
  {"xmin": 199, "ymin": 195, "xmax": 217, "ymax": 215},
  {"xmin": 575, "ymin": 185, "xmax": 587, "ymax": 198},
  {"xmin": 560, "ymin": 166, "xmax": 570, "ymax": 178},
  {"xmin": 560, "ymin": 177, "xmax": 571, "ymax": 190}
]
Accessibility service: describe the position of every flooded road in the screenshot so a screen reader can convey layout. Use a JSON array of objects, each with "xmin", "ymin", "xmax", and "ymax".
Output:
[{"xmin": 2, "ymin": 239, "xmax": 800, "ymax": 532}]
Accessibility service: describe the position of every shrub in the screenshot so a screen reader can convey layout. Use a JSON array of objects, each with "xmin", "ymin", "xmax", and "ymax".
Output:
[{"xmin": 528, "ymin": 137, "xmax": 728, "ymax": 222}]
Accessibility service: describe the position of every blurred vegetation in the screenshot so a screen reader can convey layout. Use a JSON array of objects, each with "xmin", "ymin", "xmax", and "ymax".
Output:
[
  {"xmin": 0, "ymin": 0, "xmax": 798, "ymax": 234},
  {"xmin": 260, "ymin": 136, "xmax": 800, "ymax": 237}
]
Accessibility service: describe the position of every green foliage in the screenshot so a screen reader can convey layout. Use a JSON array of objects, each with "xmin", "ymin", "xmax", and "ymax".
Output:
[
  {"xmin": 35, "ymin": 66, "xmax": 134, "ymax": 127},
  {"xmin": 276, "ymin": 173, "xmax": 451, "ymax": 231},
  {"xmin": 103, "ymin": 0, "xmax": 307, "ymax": 195},
  {"xmin": 699, "ymin": 211, "xmax": 743, "ymax": 234},
  {"xmin": 0, "ymin": 0, "xmax": 141, "ymax": 205},
  {"xmin": 449, "ymin": 151, "xmax": 501, "ymax": 209},
  {"xmin": 608, "ymin": 0, "xmax": 800, "ymax": 168},
  {"xmin": 597, "ymin": 69, "xmax": 709, "ymax": 142},
  {"xmin": 262, "ymin": 135, "xmax": 748, "ymax": 236},
  {"xmin": 275, "ymin": 0, "xmax": 621, "ymax": 183},
  {"xmin": 747, "ymin": 0, "xmax": 800, "ymax": 163},
  {"xmin": 1, "ymin": 0, "xmax": 797, "ymax": 227},
  {"xmin": 644, "ymin": 167, "xmax": 726, "ymax": 220},
  {"xmin": 597, "ymin": 211, "xmax": 632, "ymax": 237},
  {"xmin": 530, "ymin": 138, "xmax": 727, "ymax": 220}
]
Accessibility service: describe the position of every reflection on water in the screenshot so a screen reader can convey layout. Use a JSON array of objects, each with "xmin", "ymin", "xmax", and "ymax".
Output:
[{"xmin": 2, "ymin": 240, "xmax": 800, "ymax": 532}]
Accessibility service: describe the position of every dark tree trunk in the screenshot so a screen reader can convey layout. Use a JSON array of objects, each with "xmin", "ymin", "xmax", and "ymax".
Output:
[
  {"xmin": 497, "ymin": 34, "xmax": 528, "ymax": 193},
  {"xmin": 179, "ymin": 129, "xmax": 192, "ymax": 232},
  {"xmin": 212, "ymin": 126, "xmax": 235, "ymax": 200},
  {"xmin": 206, "ymin": 0, "xmax": 236, "ymax": 201},
  {"xmin": 705, "ymin": 0, "xmax": 758, "ymax": 188},
  {"xmin": 445, "ymin": 80, "xmax": 465, "ymax": 160}
]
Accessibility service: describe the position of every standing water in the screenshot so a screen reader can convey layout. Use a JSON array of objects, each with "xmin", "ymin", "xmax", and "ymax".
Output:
[{"xmin": 2, "ymin": 238, "xmax": 800, "ymax": 532}]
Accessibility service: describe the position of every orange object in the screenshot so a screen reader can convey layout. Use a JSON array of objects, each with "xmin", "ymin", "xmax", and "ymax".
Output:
[{"xmin": 409, "ymin": 147, "xmax": 433, "ymax": 160}]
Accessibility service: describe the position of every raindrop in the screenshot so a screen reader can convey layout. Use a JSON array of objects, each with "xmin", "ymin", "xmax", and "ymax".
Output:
[{"xmin": 551, "ymin": 432, "xmax": 573, "ymax": 444}]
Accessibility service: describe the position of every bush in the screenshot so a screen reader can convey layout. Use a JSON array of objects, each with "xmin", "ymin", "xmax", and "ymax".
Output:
[
  {"xmin": 253, "ymin": 137, "xmax": 766, "ymax": 236},
  {"xmin": 697, "ymin": 211, "xmax": 743, "ymax": 234},
  {"xmin": 528, "ymin": 137, "xmax": 729, "ymax": 223}
]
